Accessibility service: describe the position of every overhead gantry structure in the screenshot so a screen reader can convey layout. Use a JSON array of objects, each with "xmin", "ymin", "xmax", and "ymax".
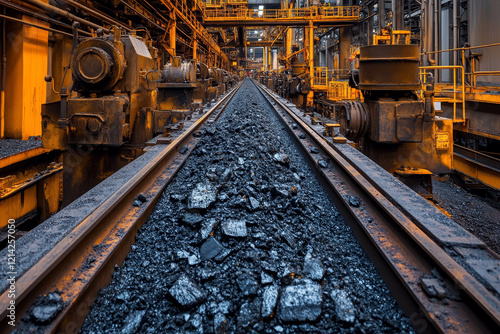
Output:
[
  {"xmin": 202, "ymin": 4, "xmax": 359, "ymax": 27},
  {"xmin": 201, "ymin": 0, "xmax": 361, "ymax": 107}
]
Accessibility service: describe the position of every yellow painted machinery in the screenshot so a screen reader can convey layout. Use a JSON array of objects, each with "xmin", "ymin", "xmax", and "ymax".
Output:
[
  {"xmin": 338, "ymin": 44, "xmax": 453, "ymax": 192},
  {"xmin": 41, "ymin": 29, "xmax": 158, "ymax": 149},
  {"xmin": 193, "ymin": 62, "xmax": 210, "ymax": 108},
  {"xmin": 280, "ymin": 62, "xmax": 311, "ymax": 108},
  {"xmin": 41, "ymin": 30, "xmax": 230, "ymax": 149}
]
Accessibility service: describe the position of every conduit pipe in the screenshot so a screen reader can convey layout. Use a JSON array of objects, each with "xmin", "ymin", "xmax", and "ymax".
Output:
[
  {"xmin": 0, "ymin": 14, "xmax": 75, "ymax": 37},
  {"xmin": 434, "ymin": 0, "xmax": 440, "ymax": 81},
  {"xmin": 22, "ymin": 0, "xmax": 110, "ymax": 33},
  {"xmin": 453, "ymin": 0, "xmax": 458, "ymax": 65},
  {"xmin": 60, "ymin": 0, "xmax": 131, "ymax": 31}
]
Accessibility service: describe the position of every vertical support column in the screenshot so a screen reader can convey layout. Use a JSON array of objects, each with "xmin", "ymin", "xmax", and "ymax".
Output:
[
  {"xmin": 434, "ymin": 0, "xmax": 440, "ymax": 81},
  {"xmin": 169, "ymin": 14, "xmax": 176, "ymax": 58},
  {"xmin": 339, "ymin": 27, "xmax": 352, "ymax": 70},
  {"xmin": 286, "ymin": 27, "xmax": 292, "ymax": 62},
  {"xmin": 308, "ymin": 21, "xmax": 314, "ymax": 77},
  {"xmin": 392, "ymin": 0, "xmax": 404, "ymax": 30},
  {"xmin": 272, "ymin": 49, "xmax": 278, "ymax": 70},
  {"xmin": 378, "ymin": 0, "xmax": 385, "ymax": 32},
  {"xmin": 192, "ymin": 37, "xmax": 197, "ymax": 60},
  {"xmin": 307, "ymin": 20, "xmax": 314, "ymax": 108},
  {"xmin": 4, "ymin": 15, "xmax": 48, "ymax": 139},
  {"xmin": 264, "ymin": 46, "xmax": 268, "ymax": 71},
  {"xmin": 452, "ymin": 0, "xmax": 458, "ymax": 65},
  {"xmin": 368, "ymin": 3, "xmax": 374, "ymax": 45},
  {"xmin": 268, "ymin": 47, "xmax": 271, "ymax": 70}
]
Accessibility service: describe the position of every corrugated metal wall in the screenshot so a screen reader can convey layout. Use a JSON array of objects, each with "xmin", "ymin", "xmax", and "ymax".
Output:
[{"xmin": 469, "ymin": 0, "xmax": 500, "ymax": 85}]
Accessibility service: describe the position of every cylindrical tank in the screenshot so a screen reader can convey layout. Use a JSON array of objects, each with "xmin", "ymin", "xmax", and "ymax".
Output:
[
  {"xmin": 359, "ymin": 45, "xmax": 420, "ymax": 91},
  {"xmin": 208, "ymin": 68, "xmax": 223, "ymax": 84},
  {"xmin": 197, "ymin": 62, "xmax": 209, "ymax": 80},
  {"xmin": 71, "ymin": 38, "xmax": 126, "ymax": 91},
  {"xmin": 162, "ymin": 60, "xmax": 197, "ymax": 83}
]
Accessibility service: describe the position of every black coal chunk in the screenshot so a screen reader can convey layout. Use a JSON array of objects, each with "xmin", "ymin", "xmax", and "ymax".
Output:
[
  {"xmin": 279, "ymin": 279, "xmax": 322, "ymax": 322},
  {"xmin": 349, "ymin": 195, "xmax": 361, "ymax": 208},
  {"xmin": 200, "ymin": 237, "xmax": 225, "ymax": 261},
  {"xmin": 237, "ymin": 273, "xmax": 259, "ymax": 296},
  {"xmin": 247, "ymin": 196, "xmax": 260, "ymax": 212},
  {"xmin": 199, "ymin": 218, "xmax": 218, "ymax": 241},
  {"xmin": 221, "ymin": 219, "xmax": 247, "ymax": 237},
  {"xmin": 331, "ymin": 289, "xmax": 356, "ymax": 323},
  {"xmin": 238, "ymin": 301, "xmax": 260, "ymax": 328},
  {"xmin": 120, "ymin": 310, "xmax": 146, "ymax": 333},
  {"xmin": 261, "ymin": 285, "xmax": 279, "ymax": 318},
  {"xmin": 182, "ymin": 212, "xmax": 204, "ymax": 228},
  {"xmin": 187, "ymin": 183, "xmax": 217, "ymax": 212},
  {"xmin": 169, "ymin": 275, "xmax": 206, "ymax": 308},
  {"xmin": 273, "ymin": 152, "xmax": 290, "ymax": 167},
  {"xmin": 31, "ymin": 292, "xmax": 63, "ymax": 324},
  {"xmin": 318, "ymin": 159, "xmax": 328, "ymax": 168},
  {"xmin": 303, "ymin": 253, "xmax": 325, "ymax": 280}
]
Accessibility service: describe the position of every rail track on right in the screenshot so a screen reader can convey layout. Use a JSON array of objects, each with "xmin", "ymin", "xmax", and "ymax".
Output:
[{"xmin": 255, "ymin": 80, "xmax": 500, "ymax": 333}]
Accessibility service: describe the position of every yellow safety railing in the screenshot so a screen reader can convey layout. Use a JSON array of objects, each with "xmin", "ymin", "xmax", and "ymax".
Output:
[
  {"xmin": 312, "ymin": 68, "xmax": 355, "ymax": 98},
  {"xmin": 204, "ymin": 6, "xmax": 359, "ymax": 21},
  {"xmin": 204, "ymin": 0, "xmax": 247, "ymax": 7},
  {"xmin": 205, "ymin": 0, "xmax": 224, "ymax": 7},
  {"xmin": 312, "ymin": 68, "xmax": 350, "ymax": 88},
  {"xmin": 420, "ymin": 65, "xmax": 465, "ymax": 123},
  {"xmin": 327, "ymin": 80, "xmax": 358, "ymax": 100},
  {"xmin": 329, "ymin": 69, "xmax": 349, "ymax": 81},
  {"xmin": 421, "ymin": 42, "xmax": 500, "ymax": 89},
  {"xmin": 313, "ymin": 67, "xmax": 329, "ymax": 89}
]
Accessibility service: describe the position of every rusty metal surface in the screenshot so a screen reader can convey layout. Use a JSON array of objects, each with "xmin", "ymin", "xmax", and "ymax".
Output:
[
  {"xmin": 0, "ymin": 148, "xmax": 63, "ymax": 230},
  {"xmin": 359, "ymin": 45, "xmax": 420, "ymax": 91},
  {"xmin": 255, "ymin": 80, "xmax": 500, "ymax": 333},
  {"xmin": 0, "ymin": 80, "xmax": 243, "ymax": 332},
  {"xmin": 67, "ymin": 96, "xmax": 128, "ymax": 146},
  {"xmin": 0, "ymin": 147, "xmax": 50, "ymax": 169},
  {"xmin": 453, "ymin": 144, "xmax": 500, "ymax": 190}
]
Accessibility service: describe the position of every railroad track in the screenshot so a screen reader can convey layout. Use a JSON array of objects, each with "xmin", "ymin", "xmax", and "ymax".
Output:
[
  {"xmin": 0, "ymin": 82, "xmax": 243, "ymax": 333},
  {"xmin": 1, "ymin": 78, "xmax": 499, "ymax": 333},
  {"xmin": 254, "ymin": 81, "xmax": 500, "ymax": 333}
]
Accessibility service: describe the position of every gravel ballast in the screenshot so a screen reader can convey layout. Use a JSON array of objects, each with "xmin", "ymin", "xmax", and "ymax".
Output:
[{"xmin": 81, "ymin": 79, "xmax": 414, "ymax": 333}]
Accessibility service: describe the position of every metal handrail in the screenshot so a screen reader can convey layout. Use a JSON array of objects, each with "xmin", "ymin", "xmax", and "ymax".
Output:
[
  {"xmin": 420, "ymin": 65, "xmax": 466, "ymax": 123},
  {"xmin": 203, "ymin": 6, "xmax": 359, "ymax": 21},
  {"xmin": 421, "ymin": 42, "xmax": 500, "ymax": 88}
]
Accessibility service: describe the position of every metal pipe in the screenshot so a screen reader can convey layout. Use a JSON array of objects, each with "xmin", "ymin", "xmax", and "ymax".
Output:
[
  {"xmin": 428, "ymin": 0, "xmax": 433, "ymax": 57},
  {"xmin": 392, "ymin": 0, "xmax": 404, "ymax": 30},
  {"xmin": 0, "ymin": 14, "xmax": 74, "ymax": 37},
  {"xmin": 422, "ymin": 0, "xmax": 435, "ymax": 65},
  {"xmin": 22, "ymin": 0, "xmax": 109, "ymax": 33},
  {"xmin": 453, "ymin": 0, "xmax": 458, "ymax": 65},
  {"xmin": 434, "ymin": 0, "xmax": 440, "ymax": 81},
  {"xmin": 367, "ymin": 4, "xmax": 373, "ymax": 45},
  {"xmin": 0, "ymin": 0, "xmax": 89, "ymax": 35},
  {"xmin": 60, "ymin": 0, "xmax": 131, "ymax": 31},
  {"xmin": 118, "ymin": 0, "xmax": 165, "ymax": 31},
  {"xmin": 378, "ymin": 0, "xmax": 385, "ymax": 32},
  {"xmin": 1, "ymin": 8, "xmax": 5, "ymax": 138}
]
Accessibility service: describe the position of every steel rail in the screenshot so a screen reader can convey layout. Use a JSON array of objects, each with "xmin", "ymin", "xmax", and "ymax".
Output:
[
  {"xmin": 253, "ymin": 81, "xmax": 500, "ymax": 333},
  {"xmin": 0, "ymin": 81, "xmax": 243, "ymax": 333}
]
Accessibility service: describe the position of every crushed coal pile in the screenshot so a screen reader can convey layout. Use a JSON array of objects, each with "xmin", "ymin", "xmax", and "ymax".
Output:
[
  {"xmin": 81, "ymin": 79, "xmax": 414, "ymax": 333},
  {"xmin": 432, "ymin": 179, "xmax": 500, "ymax": 255},
  {"xmin": 0, "ymin": 137, "xmax": 42, "ymax": 158}
]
